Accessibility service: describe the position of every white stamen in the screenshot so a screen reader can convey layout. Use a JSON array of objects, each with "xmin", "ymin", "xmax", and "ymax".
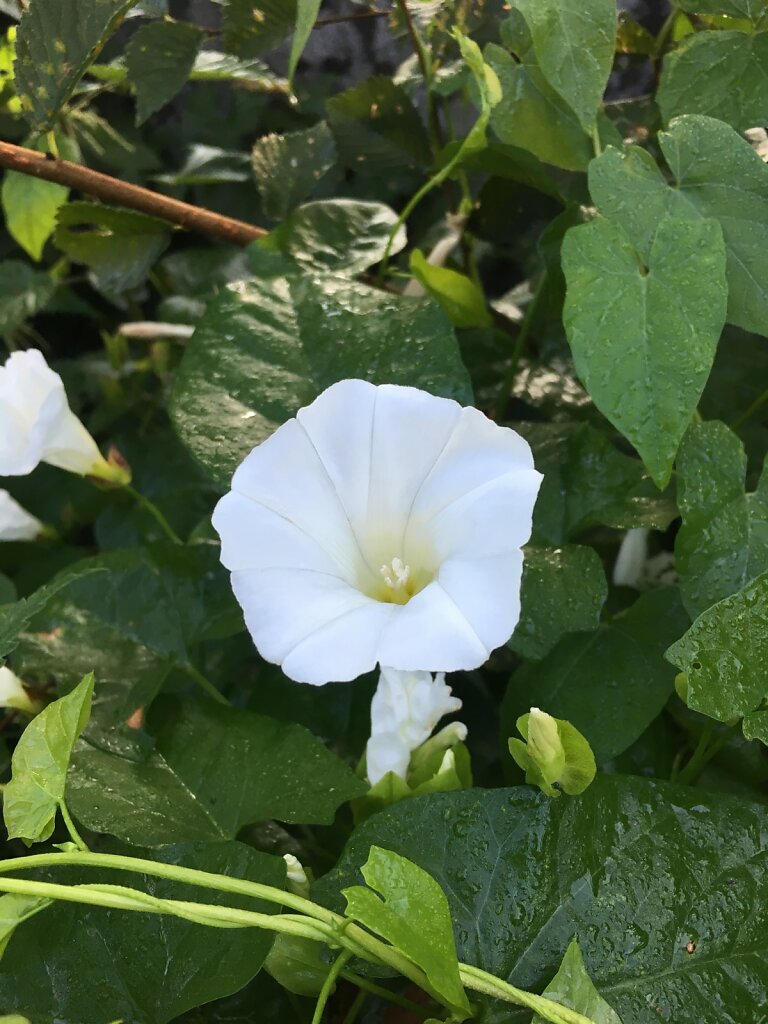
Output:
[{"xmin": 380, "ymin": 556, "xmax": 411, "ymax": 591}]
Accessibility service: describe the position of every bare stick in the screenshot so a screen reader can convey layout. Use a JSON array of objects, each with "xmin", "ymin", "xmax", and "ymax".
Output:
[{"xmin": 0, "ymin": 141, "xmax": 267, "ymax": 246}]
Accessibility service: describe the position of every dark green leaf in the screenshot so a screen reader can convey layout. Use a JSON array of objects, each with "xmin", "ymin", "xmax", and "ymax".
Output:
[
  {"xmin": 658, "ymin": 30, "xmax": 768, "ymax": 132},
  {"xmin": 3, "ymin": 672, "xmax": 93, "ymax": 843},
  {"xmin": 222, "ymin": 0, "xmax": 296, "ymax": 57},
  {"xmin": 170, "ymin": 268, "xmax": 473, "ymax": 487},
  {"xmin": 674, "ymin": 0, "xmax": 767, "ymax": 19},
  {"xmin": 343, "ymin": 846, "xmax": 471, "ymax": 1017},
  {"xmin": 589, "ymin": 115, "xmax": 768, "ymax": 337},
  {"xmin": 252, "ymin": 123, "xmax": 337, "ymax": 220},
  {"xmin": 0, "ymin": 841, "xmax": 284, "ymax": 1024},
  {"xmin": 54, "ymin": 202, "xmax": 171, "ymax": 295},
  {"xmin": 532, "ymin": 939, "xmax": 622, "ymax": 1024},
  {"xmin": 675, "ymin": 420, "xmax": 768, "ymax": 618},
  {"xmin": 562, "ymin": 213, "xmax": 727, "ymax": 487},
  {"xmin": 15, "ymin": 0, "xmax": 136, "ymax": 130},
  {"xmin": 288, "ymin": 0, "xmax": 321, "ymax": 85},
  {"xmin": 0, "ymin": 260, "xmax": 54, "ymax": 333},
  {"xmin": 155, "ymin": 145, "xmax": 251, "ymax": 186},
  {"xmin": 513, "ymin": 0, "xmax": 617, "ymax": 132},
  {"xmin": 125, "ymin": 20, "xmax": 204, "ymax": 125},
  {"xmin": 264, "ymin": 199, "xmax": 404, "ymax": 274},
  {"xmin": 502, "ymin": 589, "xmax": 690, "ymax": 762},
  {"xmin": 67, "ymin": 694, "xmax": 366, "ymax": 845},
  {"xmin": 666, "ymin": 570, "xmax": 768, "ymax": 723},
  {"xmin": 317, "ymin": 776, "xmax": 768, "ymax": 1023},
  {"xmin": 510, "ymin": 545, "xmax": 607, "ymax": 660}
]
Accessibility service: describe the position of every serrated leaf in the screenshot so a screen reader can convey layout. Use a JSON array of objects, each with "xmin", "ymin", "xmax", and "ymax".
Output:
[
  {"xmin": 658, "ymin": 30, "xmax": 768, "ymax": 132},
  {"xmin": 318, "ymin": 776, "xmax": 768, "ymax": 1023},
  {"xmin": 562, "ymin": 213, "xmax": 727, "ymax": 487},
  {"xmin": 513, "ymin": 0, "xmax": 617, "ymax": 132},
  {"xmin": 54, "ymin": 201, "xmax": 171, "ymax": 295},
  {"xmin": 222, "ymin": 0, "xmax": 296, "ymax": 57},
  {"xmin": 0, "ymin": 259, "xmax": 54, "ymax": 333},
  {"xmin": 666, "ymin": 570, "xmax": 768, "ymax": 724},
  {"xmin": 0, "ymin": 841, "xmax": 284, "ymax": 1024},
  {"xmin": 409, "ymin": 250, "xmax": 491, "ymax": 328},
  {"xmin": 532, "ymin": 940, "xmax": 622, "ymax": 1024},
  {"xmin": 170, "ymin": 266, "xmax": 472, "ymax": 487},
  {"xmin": 252, "ymin": 123, "xmax": 337, "ymax": 220},
  {"xmin": 125, "ymin": 20, "xmax": 203, "ymax": 125},
  {"xmin": 510, "ymin": 545, "xmax": 607, "ymax": 660},
  {"xmin": 3, "ymin": 672, "xmax": 93, "ymax": 843},
  {"xmin": 343, "ymin": 846, "xmax": 471, "ymax": 1018},
  {"xmin": 675, "ymin": 420, "xmax": 768, "ymax": 618},
  {"xmin": 589, "ymin": 115, "xmax": 768, "ymax": 337},
  {"xmin": 15, "ymin": 0, "xmax": 136, "ymax": 131},
  {"xmin": 264, "ymin": 199, "xmax": 405, "ymax": 274},
  {"xmin": 503, "ymin": 589, "xmax": 690, "ymax": 762},
  {"xmin": 67, "ymin": 694, "xmax": 366, "ymax": 845}
]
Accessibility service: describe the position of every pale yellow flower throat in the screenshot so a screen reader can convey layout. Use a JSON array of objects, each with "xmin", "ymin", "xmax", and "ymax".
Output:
[{"xmin": 378, "ymin": 556, "xmax": 416, "ymax": 605}]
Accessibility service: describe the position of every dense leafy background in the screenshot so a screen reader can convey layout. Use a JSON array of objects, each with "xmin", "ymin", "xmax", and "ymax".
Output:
[{"xmin": 1, "ymin": 0, "xmax": 768, "ymax": 1021}]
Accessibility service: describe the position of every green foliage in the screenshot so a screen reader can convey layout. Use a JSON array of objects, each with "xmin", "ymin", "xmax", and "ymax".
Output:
[
  {"xmin": 252, "ymin": 123, "xmax": 337, "ymax": 220},
  {"xmin": 508, "ymin": 710, "xmax": 597, "ymax": 797},
  {"xmin": 343, "ymin": 846, "xmax": 471, "ymax": 1018},
  {"xmin": 532, "ymin": 940, "xmax": 622, "ymax": 1024},
  {"xmin": 125, "ymin": 21, "xmax": 204, "ymax": 125},
  {"xmin": 0, "ymin": 260, "xmax": 53, "ymax": 333},
  {"xmin": 3, "ymin": 673, "xmax": 93, "ymax": 843}
]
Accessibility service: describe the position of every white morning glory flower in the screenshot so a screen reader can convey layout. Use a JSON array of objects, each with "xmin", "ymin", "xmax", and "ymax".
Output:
[
  {"xmin": 213, "ymin": 379, "xmax": 541, "ymax": 684},
  {"xmin": 0, "ymin": 490, "xmax": 43, "ymax": 542},
  {"xmin": 0, "ymin": 666, "xmax": 40, "ymax": 715},
  {"xmin": 0, "ymin": 349, "xmax": 127, "ymax": 482},
  {"xmin": 366, "ymin": 666, "xmax": 464, "ymax": 784}
]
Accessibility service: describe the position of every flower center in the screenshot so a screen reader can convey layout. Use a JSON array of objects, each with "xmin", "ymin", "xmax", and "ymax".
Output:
[{"xmin": 377, "ymin": 556, "xmax": 416, "ymax": 605}]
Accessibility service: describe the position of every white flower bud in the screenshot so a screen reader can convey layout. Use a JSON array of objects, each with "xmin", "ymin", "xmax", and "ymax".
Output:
[
  {"xmin": 0, "ymin": 666, "xmax": 41, "ymax": 715},
  {"xmin": 283, "ymin": 854, "xmax": 310, "ymax": 898},
  {"xmin": 0, "ymin": 490, "xmax": 42, "ymax": 542}
]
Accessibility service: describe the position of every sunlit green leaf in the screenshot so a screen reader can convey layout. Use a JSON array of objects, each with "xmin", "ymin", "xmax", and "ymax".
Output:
[{"xmin": 125, "ymin": 20, "xmax": 203, "ymax": 125}]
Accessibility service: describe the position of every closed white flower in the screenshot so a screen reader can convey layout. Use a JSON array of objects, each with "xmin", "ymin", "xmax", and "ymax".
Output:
[
  {"xmin": 213, "ymin": 379, "xmax": 541, "ymax": 684},
  {"xmin": 0, "ymin": 666, "xmax": 40, "ymax": 714},
  {"xmin": 0, "ymin": 349, "xmax": 126, "ymax": 482},
  {"xmin": 0, "ymin": 490, "xmax": 42, "ymax": 541},
  {"xmin": 366, "ymin": 666, "xmax": 464, "ymax": 784}
]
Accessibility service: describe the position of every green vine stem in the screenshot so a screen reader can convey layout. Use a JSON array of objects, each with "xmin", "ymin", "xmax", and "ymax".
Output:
[
  {"xmin": 312, "ymin": 949, "xmax": 354, "ymax": 1024},
  {"xmin": 0, "ymin": 852, "xmax": 595, "ymax": 1024},
  {"xmin": 123, "ymin": 484, "xmax": 184, "ymax": 545}
]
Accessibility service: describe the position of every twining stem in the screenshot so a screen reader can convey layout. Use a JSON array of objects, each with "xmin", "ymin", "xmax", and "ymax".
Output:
[
  {"xmin": 341, "ymin": 971, "xmax": 432, "ymax": 1017},
  {"xmin": 312, "ymin": 949, "xmax": 354, "ymax": 1024},
  {"xmin": 0, "ymin": 141, "xmax": 266, "ymax": 246},
  {"xmin": 0, "ymin": 851, "xmax": 597, "ymax": 1024},
  {"xmin": 731, "ymin": 386, "xmax": 768, "ymax": 429},
  {"xmin": 123, "ymin": 485, "xmax": 184, "ymax": 545},
  {"xmin": 673, "ymin": 722, "xmax": 737, "ymax": 787},
  {"xmin": 58, "ymin": 800, "xmax": 89, "ymax": 852},
  {"xmin": 341, "ymin": 990, "xmax": 367, "ymax": 1024},
  {"xmin": 396, "ymin": 0, "xmax": 443, "ymax": 155},
  {"xmin": 183, "ymin": 663, "xmax": 231, "ymax": 706}
]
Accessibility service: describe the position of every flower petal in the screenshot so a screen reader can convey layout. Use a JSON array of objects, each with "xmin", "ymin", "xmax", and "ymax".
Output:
[
  {"xmin": 0, "ymin": 490, "xmax": 42, "ymax": 542},
  {"xmin": 437, "ymin": 551, "xmax": 524, "ymax": 652},
  {"xmin": 230, "ymin": 568, "xmax": 392, "ymax": 683},
  {"xmin": 366, "ymin": 730, "xmax": 410, "ymax": 784}
]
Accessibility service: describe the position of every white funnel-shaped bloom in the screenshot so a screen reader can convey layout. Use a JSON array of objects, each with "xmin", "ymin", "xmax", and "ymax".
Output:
[
  {"xmin": 0, "ymin": 490, "xmax": 42, "ymax": 541},
  {"xmin": 213, "ymin": 379, "xmax": 542, "ymax": 684},
  {"xmin": 0, "ymin": 349, "xmax": 125, "ymax": 482},
  {"xmin": 0, "ymin": 666, "xmax": 40, "ymax": 714},
  {"xmin": 366, "ymin": 666, "xmax": 463, "ymax": 784}
]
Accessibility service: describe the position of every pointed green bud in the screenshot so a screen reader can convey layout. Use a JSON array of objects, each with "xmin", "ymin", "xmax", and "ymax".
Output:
[{"xmin": 509, "ymin": 708, "xmax": 596, "ymax": 799}]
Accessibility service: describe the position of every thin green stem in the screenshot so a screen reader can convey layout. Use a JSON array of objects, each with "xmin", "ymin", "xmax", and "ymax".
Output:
[
  {"xmin": 124, "ymin": 485, "xmax": 183, "ymax": 545},
  {"xmin": 341, "ymin": 990, "xmax": 367, "ymax": 1024},
  {"xmin": 312, "ymin": 949, "xmax": 353, "ymax": 1024},
  {"xmin": 459, "ymin": 964, "xmax": 594, "ymax": 1024},
  {"xmin": 731, "ymin": 386, "xmax": 768, "ymax": 429},
  {"xmin": 673, "ymin": 723, "xmax": 737, "ymax": 787},
  {"xmin": 58, "ymin": 800, "xmax": 89, "ymax": 852},
  {"xmin": 396, "ymin": 0, "xmax": 443, "ymax": 155},
  {"xmin": 495, "ymin": 272, "xmax": 548, "ymax": 417},
  {"xmin": 342, "ymin": 972, "xmax": 432, "ymax": 1017},
  {"xmin": 183, "ymin": 663, "xmax": 230, "ymax": 706},
  {"xmin": 591, "ymin": 123, "xmax": 602, "ymax": 158},
  {"xmin": 653, "ymin": 9, "xmax": 678, "ymax": 59}
]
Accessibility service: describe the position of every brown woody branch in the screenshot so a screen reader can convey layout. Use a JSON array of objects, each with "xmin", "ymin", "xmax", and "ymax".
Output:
[{"xmin": 0, "ymin": 141, "xmax": 267, "ymax": 246}]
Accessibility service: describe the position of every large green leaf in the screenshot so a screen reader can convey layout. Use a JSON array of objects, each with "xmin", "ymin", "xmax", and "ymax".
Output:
[
  {"xmin": 170, "ymin": 265, "xmax": 473, "ymax": 487},
  {"xmin": 0, "ymin": 260, "xmax": 54, "ymax": 333},
  {"xmin": 125, "ymin": 20, "xmax": 204, "ymax": 125},
  {"xmin": 513, "ymin": 0, "xmax": 617, "ymax": 132},
  {"xmin": 666, "ymin": 570, "xmax": 768, "ymax": 724},
  {"xmin": 222, "ymin": 0, "xmax": 296, "ymax": 57},
  {"xmin": 0, "ymin": 841, "xmax": 284, "ymax": 1024},
  {"xmin": 589, "ymin": 115, "xmax": 768, "ymax": 337},
  {"xmin": 15, "ymin": 0, "xmax": 136, "ymax": 130},
  {"xmin": 317, "ymin": 776, "xmax": 768, "ymax": 1023},
  {"xmin": 0, "ymin": 895, "xmax": 51, "ymax": 959},
  {"xmin": 66, "ymin": 695, "xmax": 366, "ymax": 845},
  {"xmin": 562, "ymin": 213, "xmax": 727, "ymax": 488},
  {"xmin": 518, "ymin": 422, "xmax": 678, "ymax": 546},
  {"xmin": 263, "ymin": 199, "xmax": 405, "ymax": 274},
  {"xmin": 343, "ymin": 846, "xmax": 471, "ymax": 1018},
  {"xmin": 502, "ymin": 589, "xmax": 690, "ymax": 763},
  {"xmin": 252, "ymin": 123, "xmax": 337, "ymax": 220},
  {"xmin": 673, "ymin": 0, "xmax": 767, "ymax": 19},
  {"xmin": 658, "ymin": 30, "xmax": 768, "ymax": 132},
  {"xmin": 3, "ymin": 673, "xmax": 93, "ymax": 844},
  {"xmin": 675, "ymin": 420, "xmax": 768, "ymax": 618},
  {"xmin": 510, "ymin": 545, "xmax": 607, "ymax": 660}
]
